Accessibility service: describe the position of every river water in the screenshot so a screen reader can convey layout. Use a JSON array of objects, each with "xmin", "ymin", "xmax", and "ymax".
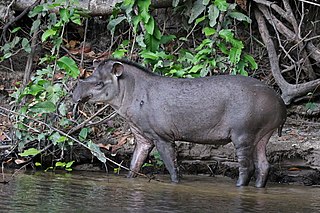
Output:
[{"xmin": 0, "ymin": 171, "xmax": 319, "ymax": 213}]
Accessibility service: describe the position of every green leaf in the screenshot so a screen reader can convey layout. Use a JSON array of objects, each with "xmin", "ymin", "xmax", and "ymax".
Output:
[
  {"xmin": 244, "ymin": 54, "xmax": 258, "ymax": 69},
  {"xmin": 195, "ymin": 16, "xmax": 206, "ymax": 25},
  {"xmin": 200, "ymin": 66, "xmax": 210, "ymax": 77},
  {"xmin": 49, "ymin": 132, "xmax": 61, "ymax": 144},
  {"xmin": 3, "ymin": 53, "xmax": 12, "ymax": 59},
  {"xmin": 229, "ymin": 47, "xmax": 242, "ymax": 64},
  {"xmin": 57, "ymin": 56, "xmax": 80, "ymax": 78},
  {"xmin": 189, "ymin": 0, "xmax": 206, "ymax": 24},
  {"xmin": 214, "ymin": 0, "xmax": 228, "ymax": 11},
  {"xmin": 55, "ymin": 161, "xmax": 66, "ymax": 168},
  {"xmin": 58, "ymin": 103, "xmax": 67, "ymax": 116},
  {"xmin": 19, "ymin": 148, "xmax": 40, "ymax": 157},
  {"xmin": 217, "ymin": 42, "xmax": 229, "ymax": 54},
  {"xmin": 25, "ymin": 84, "xmax": 44, "ymax": 96},
  {"xmin": 30, "ymin": 19, "xmax": 41, "ymax": 35},
  {"xmin": 11, "ymin": 36, "xmax": 21, "ymax": 48},
  {"xmin": 173, "ymin": 0, "xmax": 180, "ymax": 7},
  {"xmin": 136, "ymin": 34, "xmax": 146, "ymax": 48},
  {"xmin": 30, "ymin": 101, "xmax": 56, "ymax": 113},
  {"xmin": 144, "ymin": 34, "xmax": 160, "ymax": 52},
  {"xmin": 145, "ymin": 16, "xmax": 155, "ymax": 35},
  {"xmin": 107, "ymin": 16, "xmax": 127, "ymax": 35},
  {"xmin": 228, "ymin": 12, "xmax": 251, "ymax": 23},
  {"xmin": 122, "ymin": 0, "xmax": 135, "ymax": 12},
  {"xmin": 37, "ymin": 133, "xmax": 46, "ymax": 142},
  {"xmin": 79, "ymin": 128, "xmax": 88, "ymax": 141},
  {"xmin": 71, "ymin": 13, "xmax": 82, "ymax": 25},
  {"xmin": 112, "ymin": 49, "xmax": 127, "ymax": 58},
  {"xmin": 203, "ymin": 0, "xmax": 210, "ymax": 5},
  {"xmin": 153, "ymin": 25, "xmax": 162, "ymax": 40},
  {"xmin": 35, "ymin": 162, "xmax": 42, "ymax": 166},
  {"xmin": 140, "ymin": 50, "xmax": 159, "ymax": 60},
  {"xmin": 11, "ymin": 27, "xmax": 21, "ymax": 33},
  {"xmin": 219, "ymin": 29, "xmax": 234, "ymax": 42},
  {"xmin": 59, "ymin": 8, "xmax": 69, "ymax": 22},
  {"xmin": 138, "ymin": 0, "xmax": 151, "ymax": 23},
  {"xmin": 208, "ymin": 5, "xmax": 219, "ymax": 27},
  {"xmin": 160, "ymin": 35, "xmax": 176, "ymax": 44},
  {"xmin": 29, "ymin": 5, "xmax": 44, "ymax": 18},
  {"xmin": 203, "ymin": 27, "xmax": 216, "ymax": 36},
  {"xmin": 22, "ymin": 38, "xmax": 31, "ymax": 53},
  {"xmin": 132, "ymin": 15, "xmax": 142, "ymax": 32},
  {"xmin": 41, "ymin": 28, "xmax": 57, "ymax": 42},
  {"xmin": 66, "ymin": 161, "xmax": 75, "ymax": 168},
  {"xmin": 306, "ymin": 102, "xmax": 317, "ymax": 110},
  {"xmin": 45, "ymin": 166, "xmax": 54, "ymax": 172},
  {"xmin": 188, "ymin": 64, "xmax": 203, "ymax": 73},
  {"xmin": 87, "ymin": 141, "xmax": 107, "ymax": 163}
]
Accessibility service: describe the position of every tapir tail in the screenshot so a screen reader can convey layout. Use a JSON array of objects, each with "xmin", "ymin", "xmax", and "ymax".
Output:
[{"xmin": 277, "ymin": 121, "xmax": 285, "ymax": 137}]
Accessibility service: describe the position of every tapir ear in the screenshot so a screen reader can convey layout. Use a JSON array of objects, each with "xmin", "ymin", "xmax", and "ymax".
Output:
[{"xmin": 112, "ymin": 62, "xmax": 124, "ymax": 77}]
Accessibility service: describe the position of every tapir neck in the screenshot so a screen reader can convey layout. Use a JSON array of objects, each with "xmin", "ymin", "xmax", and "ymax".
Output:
[{"xmin": 107, "ymin": 71, "xmax": 136, "ymax": 116}]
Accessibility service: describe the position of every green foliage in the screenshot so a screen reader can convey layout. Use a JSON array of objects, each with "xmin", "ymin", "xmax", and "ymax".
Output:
[
  {"xmin": 45, "ymin": 161, "xmax": 75, "ymax": 172},
  {"xmin": 109, "ymin": 0, "xmax": 257, "ymax": 77},
  {"xmin": 2, "ymin": 0, "xmax": 107, "ymax": 167},
  {"xmin": 142, "ymin": 151, "xmax": 164, "ymax": 169},
  {"xmin": 19, "ymin": 148, "xmax": 40, "ymax": 157}
]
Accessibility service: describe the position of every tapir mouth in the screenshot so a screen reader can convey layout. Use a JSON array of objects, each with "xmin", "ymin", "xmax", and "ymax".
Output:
[{"xmin": 80, "ymin": 94, "xmax": 93, "ymax": 103}]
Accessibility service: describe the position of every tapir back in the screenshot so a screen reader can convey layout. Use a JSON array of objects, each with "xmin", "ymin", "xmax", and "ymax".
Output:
[{"xmin": 128, "ymin": 73, "xmax": 286, "ymax": 143}]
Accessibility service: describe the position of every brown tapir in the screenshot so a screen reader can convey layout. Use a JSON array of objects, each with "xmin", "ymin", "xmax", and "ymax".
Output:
[{"xmin": 72, "ymin": 59, "xmax": 287, "ymax": 187}]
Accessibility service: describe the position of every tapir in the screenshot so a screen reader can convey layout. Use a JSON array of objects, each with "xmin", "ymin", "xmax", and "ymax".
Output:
[{"xmin": 72, "ymin": 59, "xmax": 287, "ymax": 188}]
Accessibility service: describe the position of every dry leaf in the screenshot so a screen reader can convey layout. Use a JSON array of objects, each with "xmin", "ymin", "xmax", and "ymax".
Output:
[{"xmin": 15, "ymin": 159, "xmax": 28, "ymax": 164}]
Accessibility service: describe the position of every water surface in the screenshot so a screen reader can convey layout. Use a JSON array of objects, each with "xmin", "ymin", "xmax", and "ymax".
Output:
[{"xmin": 0, "ymin": 171, "xmax": 319, "ymax": 212}]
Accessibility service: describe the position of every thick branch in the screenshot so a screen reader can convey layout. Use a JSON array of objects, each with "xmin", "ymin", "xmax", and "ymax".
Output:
[
  {"xmin": 307, "ymin": 42, "xmax": 320, "ymax": 62},
  {"xmin": 258, "ymin": 3, "xmax": 316, "ymax": 80},
  {"xmin": 255, "ymin": 8, "xmax": 320, "ymax": 104},
  {"xmin": 258, "ymin": 5, "xmax": 296, "ymax": 41}
]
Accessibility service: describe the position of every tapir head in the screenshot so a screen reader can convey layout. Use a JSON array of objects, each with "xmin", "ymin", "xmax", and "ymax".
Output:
[{"xmin": 72, "ymin": 60, "xmax": 124, "ymax": 103}]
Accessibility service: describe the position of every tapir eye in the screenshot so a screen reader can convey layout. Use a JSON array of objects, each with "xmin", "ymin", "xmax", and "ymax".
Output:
[{"xmin": 95, "ymin": 81, "xmax": 104, "ymax": 88}]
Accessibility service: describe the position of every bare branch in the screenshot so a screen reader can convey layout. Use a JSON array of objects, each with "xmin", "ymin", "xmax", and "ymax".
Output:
[{"xmin": 254, "ymin": 8, "xmax": 320, "ymax": 104}]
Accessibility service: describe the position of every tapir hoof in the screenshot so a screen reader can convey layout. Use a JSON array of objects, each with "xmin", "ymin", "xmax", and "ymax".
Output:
[
  {"xmin": 236, "ymin": 176, "xmax": 250, "ymax": 187},
  {"xmin": 127, "ymin": 171, "xmax": 137, "ymax": 178},
  {"xmin": 170, "ymin": 171, "xmax": 180, "ymax": 183},
  {"xmin": 255, "ymin": 176, "xmax": 268, "ymax": 188}
]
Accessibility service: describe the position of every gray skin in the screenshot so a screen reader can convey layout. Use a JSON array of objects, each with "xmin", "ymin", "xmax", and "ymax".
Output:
[{"xmin": 72, "ymin": 59, "xmax": 287, "ymax": 188}]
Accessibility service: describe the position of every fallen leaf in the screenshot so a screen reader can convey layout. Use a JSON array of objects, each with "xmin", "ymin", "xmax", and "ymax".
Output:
[
  {"xmin": 288, "ymin": 167, "xmax": 301, "ymax": 171},
  {"xmin": 15, "ymin": 159, "xmax": 28, "ymax": 164},
  {"xmin": 54, "ymin": 72, "xmax": 65, "ymax": 80}
]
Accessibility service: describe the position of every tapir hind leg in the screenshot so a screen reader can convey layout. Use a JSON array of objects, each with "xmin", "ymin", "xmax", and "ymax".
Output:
[
  {"xmin": 254, "ymin": 130, "xmax": 274, "ymax": 188},
  {"xmin": 232, "ymin": 133, "xmax": 255, "ymax": 187},
  {"xmin": 127, "ymin": 127, "xmax": 154, "ymax": 178}
]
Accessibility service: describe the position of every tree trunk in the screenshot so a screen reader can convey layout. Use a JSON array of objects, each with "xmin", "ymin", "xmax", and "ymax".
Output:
[{"xmin": 13, "ymin": 0, "xmax": 173, "ymax": 16}]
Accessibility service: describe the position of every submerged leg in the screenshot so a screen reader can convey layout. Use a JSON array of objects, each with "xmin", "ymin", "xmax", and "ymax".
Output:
[
  {"xmin": 154, "ymin": 138, "xmax": 179, "ymax": 183},
  {"xmin": 127, "ymin": 128, "xmax": 154, "ymax": 178},
  {"xmin": 254, "ymin": 131, "xmax": 274, "ymax": 188},
  {"xmin": 233, "ymin": 133, "xmax": 255, "ymax": 187}
]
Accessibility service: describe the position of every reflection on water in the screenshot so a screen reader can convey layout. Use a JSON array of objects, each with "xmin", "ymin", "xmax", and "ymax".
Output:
[{"xmin": 0, "ymin": 171, "xmax": 319, "ymax": 213}]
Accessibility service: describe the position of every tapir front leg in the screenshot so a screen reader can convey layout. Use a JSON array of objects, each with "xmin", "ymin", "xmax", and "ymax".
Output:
[
  {"xmin": 127, "ymin": 127, "xmax": 154, "ymax": 178},
  {"xmin": 154, "ymin": 138, "xmax": 179, "ymax": 183}
]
